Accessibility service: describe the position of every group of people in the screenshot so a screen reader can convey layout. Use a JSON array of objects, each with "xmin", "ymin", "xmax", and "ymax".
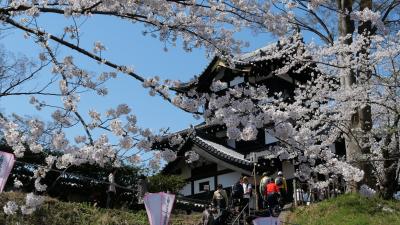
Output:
[
  {"xmin": 202, "ymin": 172, "xmax": 288, "ymax": 224},
  {"xmin": 212, "ymin": 172, "xmax": 288, "ymax": 213},
  {"xmin": 209, "ymin": 176, "xmax": 254, "ymax": 212},
  {"xmin": 230, "ymin": 176, "xmax": 253, "ymax": 212},
  {"xmin": 259, "ymin": 171, "xmax": 287, "ymax": 213},
  {"xmin": 203, "ymin": 176, "xmax": 253, "ymax": 225}
]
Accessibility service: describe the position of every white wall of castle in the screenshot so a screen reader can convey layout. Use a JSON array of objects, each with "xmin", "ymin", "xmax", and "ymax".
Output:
[
  {"xmin": 177, "ymin": 154, "xmax": 296, "ymax": 196},
  {"xmin": 217, "ymin": 171, "xmax": 242, "ymax": 190}
]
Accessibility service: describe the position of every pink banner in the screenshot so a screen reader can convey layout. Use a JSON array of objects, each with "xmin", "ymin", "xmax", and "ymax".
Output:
[
  {"xmin": 0, "ymin": 151, "xmax": 15, "ymax": 192},
  {"xmin": 144, "ymin": 192, "xmax": 175, "ymax": 225},
  {"xmin": 252, "ymin": 217, "xmax": 280, "ymax": 225}
]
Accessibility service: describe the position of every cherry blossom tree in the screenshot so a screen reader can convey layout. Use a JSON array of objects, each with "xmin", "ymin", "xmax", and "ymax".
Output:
[{"xmin": 0, "ymin": 0, "xmax": 399, "ymax": 214}]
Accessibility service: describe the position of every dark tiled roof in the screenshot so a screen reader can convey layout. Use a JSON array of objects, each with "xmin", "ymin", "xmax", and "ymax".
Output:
[
  {"xmin": 177, "ymin": 35, "xmax": 315, "ymax": 93},
  {"xmin": 172, "ymin": 56, "xmax": 221, "ymax": 92},
  {"xmin": 191, "ymin": 135, "xmax": 253, "ymax": 170},
  {"xmin": 152, "ymin": 123, "xmax": 226, "ymax": 149}
]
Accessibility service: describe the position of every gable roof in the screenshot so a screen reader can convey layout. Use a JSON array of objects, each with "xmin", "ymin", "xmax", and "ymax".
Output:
[
  {"xmin": 192, "ymin": 135, "xmax": 252, "ymax": 169},
  {"xmin": 162, "ymin": 134, "xmax": 253, "ymax": 175},
  {"xmin": 152, "ymin": 123, "xmax": 225, "ymax": 149}
]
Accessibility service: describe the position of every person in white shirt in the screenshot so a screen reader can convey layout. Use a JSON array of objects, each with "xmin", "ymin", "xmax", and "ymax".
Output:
[
  {"xmin": 107, "ymin": 170, "xmax": 117, "ymax": 208},
  {"xmin": 242, "ymin": 176, "xmax": 252, "ymax": 213}
]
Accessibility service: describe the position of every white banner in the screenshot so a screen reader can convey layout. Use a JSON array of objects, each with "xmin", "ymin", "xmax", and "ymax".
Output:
[
  {"xmin": 252, "ymin": 217, "xmax": 280, "ymax": 225},
  {"xmin": 0, "ymin": 151, "xmax": 15, "ymax": 192},
  {"xmin": 144, "ymin": 192, "xmax": 175, "ymax": 225}
]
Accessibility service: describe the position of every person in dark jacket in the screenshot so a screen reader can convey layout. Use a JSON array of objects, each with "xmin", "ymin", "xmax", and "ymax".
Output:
[
  {"xmin": 231, "ymin": 177, "xmax": 244, "ymax": 212},
  {"xmin": 275, "ymin": 171, "xmax": 287, "ymax": 205}
]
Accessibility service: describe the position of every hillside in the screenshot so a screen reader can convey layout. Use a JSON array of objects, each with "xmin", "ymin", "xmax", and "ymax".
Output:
[
  {"xmin": 287, "ymin": 194, "xmax": 400, "ymax": 225},
  {"xmin": 0, "ymin": 192, "xmax": 201, "ymax": 225}
]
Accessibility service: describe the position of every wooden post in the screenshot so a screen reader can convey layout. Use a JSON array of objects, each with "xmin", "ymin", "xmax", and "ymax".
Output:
[
  {"xmin": 327, "ymin": 184, "xmax": 331, "ymax": 199},
  {"xmin": 293, "ymin": 179, "xmax": 297, "ymax": 207},
  {"xmin": 253, "ymin": 152, "xmax": 259, "ymax": 211},
  {"xmin": 333, "ymin": 180, "xmax": 336, "ymax": 197}
]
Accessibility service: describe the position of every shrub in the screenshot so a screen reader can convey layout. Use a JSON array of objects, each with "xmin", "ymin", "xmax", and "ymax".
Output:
[{"xmin": 148, "ymin": 174, "xmax": 187, "ymax": 194}]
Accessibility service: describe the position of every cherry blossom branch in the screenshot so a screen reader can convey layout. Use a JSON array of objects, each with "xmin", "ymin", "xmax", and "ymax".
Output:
[
  {"xmin": 38, "ymin": 36, "xmax": 95, "ymax": 146},
  {"xmin": 270, "ymin": 1, "xmax": 333, "ymax": 45},
  {"xmin": 294, "ymin": 0, "xmax": 334, "ymax": 44}
]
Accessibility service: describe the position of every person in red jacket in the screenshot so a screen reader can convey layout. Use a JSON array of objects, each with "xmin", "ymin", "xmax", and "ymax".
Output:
[{"xmin": 264, "ymin": 178, "xmax": 280, "ymax": 213}]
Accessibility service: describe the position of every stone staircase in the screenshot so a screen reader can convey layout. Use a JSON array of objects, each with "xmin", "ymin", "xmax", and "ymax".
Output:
[
  {"xmin": 227, "ymin": 208, "xmax": 276, "ymax": 225},
  {"xmin": 226, "ymin": 209, "xmax": 242, "ymax": 225}
]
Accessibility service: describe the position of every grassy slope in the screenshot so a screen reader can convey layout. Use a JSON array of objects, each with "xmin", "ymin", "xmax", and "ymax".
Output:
[
  {"xmin": 287, "ymin": 194, "xmax": 400, "ymax": 225},
  {"xmin": 0, "ymin": 192, "xmax": 201, "ymax": 225}
]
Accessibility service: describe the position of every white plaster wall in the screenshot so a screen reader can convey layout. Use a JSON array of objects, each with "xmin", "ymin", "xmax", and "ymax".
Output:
[
  {"xmin": 179, "ymin": 183, "xmax": 192, "ymax": 196},
  {"xmin": 282, "ymin": 161, "xmax": 295, "ymax": 179},
  {"xmin": 227, "ymin": 139, "xmax": 236, "ymax": 149},
  {"xmin": 194, "ymin": 177, "xmax": 215, "ymax": 194},
  {"xmin": 265, "ymin": 129, "xmax": 278, "ymax": 144},
  {"xmin": 217, "ymin": 172, "xmax": 241, "ymax": 189},
  {"xmin": 230, "ymin": 76, "xmax": 244, "ymax": 86},
  {"xmin": 329, "ymin": 144, "xmax": 336, "ymax": 153}
]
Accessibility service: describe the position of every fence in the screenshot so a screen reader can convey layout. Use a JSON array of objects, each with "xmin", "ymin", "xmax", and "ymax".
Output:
[{"xmin": 292, "ymin": 178, "xmax": 347, "ymax": 207}]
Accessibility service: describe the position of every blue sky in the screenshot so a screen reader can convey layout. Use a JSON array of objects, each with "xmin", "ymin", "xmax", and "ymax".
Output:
[{"xmin": 0, "ymin": 14, "xmax": 272, "ymax": 140}]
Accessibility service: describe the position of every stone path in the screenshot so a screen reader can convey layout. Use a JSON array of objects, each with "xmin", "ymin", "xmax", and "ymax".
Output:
[{"xmin": 278, "ymin": 204, "xmax": 293, "ymax": 224}]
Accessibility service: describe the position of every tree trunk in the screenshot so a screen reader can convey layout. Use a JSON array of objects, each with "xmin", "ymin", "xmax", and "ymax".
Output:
[
  {"xmin": 356, "ymin": 0, "xmax": 377, "ymax": 190},
  {"xmin": 337, "ymin": 0, "xmax": 357, "ymax": 192},
  {"xmin": 337, "ymin": 0, "xmax": 376, "ymax": 191},
  {"xmin": 380, "ymin": 118, "xmax": 400, "ymax": 199},
  {"xmin": 381, "ymin": 152, "xmax": 398, "ymax": 199}
]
